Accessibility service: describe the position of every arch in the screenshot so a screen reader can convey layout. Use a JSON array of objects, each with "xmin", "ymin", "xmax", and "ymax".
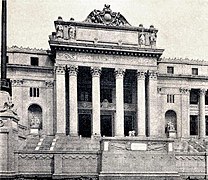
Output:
[
  {"xmin": 28, "ymin": 104, "xmax": 42, "ymax": 129},
  {"xmin": 165, "ymin": 110, "xmax": 177, "ymax": 133}
]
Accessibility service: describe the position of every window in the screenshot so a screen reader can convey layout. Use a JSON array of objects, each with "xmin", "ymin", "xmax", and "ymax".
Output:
[
  {"xmin": 190, "ymin": 115, "xmax": 198, "ymax": 135},
  {"xmin": 167, "ymin": 66, "xmax": 174, "ymax": 74},
  {"xmin": 206, "ymin": 116, "xmax": 208, "ymax": 136},
  {"xmin": 167, "ymin": 94, "xmax": 175, "ymax": 103},
  {"xmin": 6, "ymin": 56, "xmax": 9, "ymax": 63},
  {"xmin": 190, "ymin": 89, "xmax": 199, "ymax": 104},
  {"xmin": 30, "ymin": 87, "xmax": 39, "ymax": 97},
  {"xmin": 192, "ymin": 68, "xmax": 198, "ymax": 75},
  {"xmin": 30, "ymin": 57, "xmax": 39, "ymax": 66},
  {"xmin": 101, "ymin": 89, "xmax": 112, "ymax": 103},
  {"xmin": 124, "ymin": 88, "xmax": 132, "ymax": 103}
]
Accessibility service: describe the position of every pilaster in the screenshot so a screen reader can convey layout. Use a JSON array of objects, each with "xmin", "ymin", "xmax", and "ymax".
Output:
[
  {"xmin": 91, "ymin": 67, "xmax": 101, "ymax": 136},
  {"xmin": 68, "ymin": 65, "xmax": 78, "ymax": 137},
  {"xmin": 180, "ymin": 87, "xmax": 190, "ymax": 138},
  {"xmin": 199, "ymin": 88, "xmax": 206, "ymax": 138},
  {"xmin": 115, "ymin": 68, "xmax": 125, "ymax": 137},
  {"xmin": 147, "ymin": 70, "xmax": 159, "ymax": 137},
  {"xmin": 55, "ymin": 65, "xmax": 66, "ymax": 135},
  {"xmin": 136, "ymin": 70, "xmax": 146, "ymax": 136}
]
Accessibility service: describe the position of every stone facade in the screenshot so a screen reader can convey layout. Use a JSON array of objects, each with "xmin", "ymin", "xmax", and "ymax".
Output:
[{"xmin": 0, "ymin": 4, "xmax": 208, "ymax": 180}]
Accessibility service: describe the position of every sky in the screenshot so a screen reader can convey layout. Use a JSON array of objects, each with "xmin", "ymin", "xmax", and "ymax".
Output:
[{"xmin": 2, "ymin": 0, "xmax": 208, "ymax": 60}]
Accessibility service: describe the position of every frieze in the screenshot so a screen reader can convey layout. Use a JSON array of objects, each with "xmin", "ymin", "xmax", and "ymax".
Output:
[
  {"xmin": 11, "ymin": 79, "xmax": 24, "ymax": 87},
  {"xmin": 147, "ymin": 142, "xmax": 167, "ymax": 152},
  {"xmin": 62, "ymin": 154, "xmax": 97, "ymax": 159},
  {"xmin": 18, "ymin": 154, "xmax": 53, "ymax": 160},
  {"xmin": 56, "ymin": 52, "xmax": 76, "ymax": 60},
  {"xmin": 175, "ymin": 156, "xmax": 204, "ymax": 161},
  {"xmin": 110, "ymin": 142, "xmax": 130, "ymax": 151},
  {"xmin": 84, "ymin": 4, "xmax": 131, "ymax": 26}
]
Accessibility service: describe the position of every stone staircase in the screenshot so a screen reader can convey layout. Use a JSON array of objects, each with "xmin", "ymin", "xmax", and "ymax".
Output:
[
  {"xmin": 38, "ymin": 135, "xmax": 54, "ymax": 150},
  {"xmin": 23, "ymin": 135, "xmax": 40, "ymax": 151}
]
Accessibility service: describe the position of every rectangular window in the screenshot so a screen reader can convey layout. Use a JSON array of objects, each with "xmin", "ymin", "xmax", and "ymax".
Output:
[
  {"xmin": 190, "ymin": 89, "xmax": 199, "ymax": 104},
  {"xmin": 167, "ymin": 94, "xmax": 175, "ymax": 103},
  {"xmin": 192, "ymin": 68, "xmax": 198, "ymax": 75},
  {"xmin": 206, "ymin": 116, "xmax": 208, "ymax": 136},
  {"xmin": 190, "ymin": 115, "xmax": 198, "ymax": 135},
  {"xmin": 167, "ymin": 66, "xmax": 174, "ymax": 74},
  {"xmin": 29, "ymin": 87, "xmax": 40, "ymax": 97},
  {"xmin": 124, "ymin": 88, "xmax": 132, "ymax": 103},
  {"xmin": 30, "ymin": 57, "xmax": 39, "ymax": 66},
  {"xmin": 6, "ymin": 56, "xmax": 9, "ymax": 63}
]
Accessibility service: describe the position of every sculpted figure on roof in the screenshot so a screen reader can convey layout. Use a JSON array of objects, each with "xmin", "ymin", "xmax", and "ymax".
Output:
[{"xmin": 84, "ymin": 4, "xmax": 131, "ymax": 26}]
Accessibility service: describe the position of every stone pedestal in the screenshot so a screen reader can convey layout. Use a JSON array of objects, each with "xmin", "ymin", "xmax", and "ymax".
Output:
[
  {"xmin": 0, "ymin": 91, "xmax": 19, "ymax": 179},
  {"xmin": 169, "ymin": 130, "xmax": 176, "ymax": 139}
]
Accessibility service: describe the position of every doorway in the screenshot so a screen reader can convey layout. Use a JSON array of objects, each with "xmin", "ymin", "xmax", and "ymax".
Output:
[{"xmin": 78, "ymin": 114, "xmax": 91, "ymax": 137}]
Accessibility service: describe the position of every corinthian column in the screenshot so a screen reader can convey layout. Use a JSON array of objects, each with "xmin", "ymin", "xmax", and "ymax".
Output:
[
  {"xmin": 68, "ymin": 65, "xmax": 78, "ymax": 136},
  {"xmin": 137, "ymin": 70, "xmax": 146, "ymax": 136},
  {"xmin": 115, "ymin": 68, "xmax": 125, "ymax": 137},
  {"xmin": 91, "ymin": 67, "xmax": 101, "ymax": 136},
  {"xmin": 199, "ymin": 89, "xmax": 206, "ymax": 138},
  {"xmin": 55, "ymin": 65, "xmax": 66, "ymax": 134}
]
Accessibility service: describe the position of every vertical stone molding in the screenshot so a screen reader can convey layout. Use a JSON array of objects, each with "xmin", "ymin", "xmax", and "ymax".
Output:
[
  {"xmin": 137, "ymin": 70, "xmax": 146, "ymax": 136},
  {"xmin": 68, "ymin": 65, "xmax": 78, "ymax": 136},
  {"xmin": 55, "ymin": 65, "xmax": 66, "ymax": 134},
  {"xmin": 199, "ymin": 89, "xmax": 206, "ymax": 138},
  {"xmin": 179, "ymin": 87, "xmax": 190, "ymax": 138},
  {"xmin": 91, "ymin": 67, "xmax": 101, "ymax": 136},
  {"xmin": 147, "ymin": 70, "xmax": 159, "ymax": 137},
  {"xmin": 115, "ymin": 68, "xmax": 125, "ymax": 137}
]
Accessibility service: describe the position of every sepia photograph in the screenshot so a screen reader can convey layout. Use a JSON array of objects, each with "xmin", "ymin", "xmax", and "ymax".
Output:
[{"xmin": 0, "ymin": 0, "xmax": 208, "ymax": 179}]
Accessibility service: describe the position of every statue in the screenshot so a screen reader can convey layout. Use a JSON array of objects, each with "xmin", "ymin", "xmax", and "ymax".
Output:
[
  {"xmin": 69, "ymin": 26, "xmax": 76, "ymax": 39},
  {"xmin": 167, "ymin": 121, "xmax": 175, "ymax": 131},
  {"xmin": 56, "ymin": 24, "xmax": 63, "ymax": 38},
  {"xmin": 139, "ymin": 33, "xmax": 145, "ymax": 46},
  {"xmin": 129, "ymin": 130, "xmax": 136, "ymax": 137},
  {"xmin": 149, "ymin": 31, "xmax": 157, "ymax": 46},
  {"xmin": 30, "ymin": 114, "xmax": 41, "ymax": 129}
]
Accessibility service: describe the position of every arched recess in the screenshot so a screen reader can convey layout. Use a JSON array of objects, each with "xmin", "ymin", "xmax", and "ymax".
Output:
[
  {"xmin": 165, "ymin": 110, "xmax": 177, "ymax": 133},
  {"xmin": 28, "ymin": 104, "xmax": 42, "ymax": 130}
]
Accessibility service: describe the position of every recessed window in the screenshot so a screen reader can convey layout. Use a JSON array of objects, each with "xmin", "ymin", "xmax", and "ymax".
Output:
[
  {"xmin": 30, "ymin": 57, "xmax": 39, "ymax": 66},
  {"xmin": 167, "ymin": 66, "xmax": 174, "ymax": 74},
  {"xmin": 190, "ymin": 89, "xmax": 199, "ymax": 104},
  {"xmin": 190, "ymin": 115, "xmax": 198, "ymax": 135},
  {"xmin": 167, "ymin": 94, "xmax": 175, "ymax": 103},
  {"xmin": 30, "ymin": 87, "xmax": 39, "ymax": 97},
  {"xmin": 6, "ymin": 56, "xmax": 9, "ymax": 63},
  {"xmin": 192, "ymin": 68, "xmax": 198, "ymax": 75}
]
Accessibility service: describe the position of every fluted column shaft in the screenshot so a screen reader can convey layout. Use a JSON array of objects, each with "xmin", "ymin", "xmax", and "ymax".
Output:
[
  {"xmin": 55, "ymin": 65, "xmax": 66, "ymax": 134},
  {"xmin": 115, "ymin": 68, "xmax": 125, "ymax": 137},
  {"xmin": 91, "ymin": 67, "xmax": 101, "ymax": 136},
  {"xmin": 137, "ymin": 71, "xmax": 146, "ymax": 136},
  {"xmin": 199, "ymin": 89, "xmax": 206, "ymax": 138},
  {"xmin": 68, "ymin": 65, "xmax": 78, "ymax": 136}
]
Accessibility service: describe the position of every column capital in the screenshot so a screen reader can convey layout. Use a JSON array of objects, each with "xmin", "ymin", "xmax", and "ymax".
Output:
[
  {"xmin": 11, "ymin": 79, "xmax": 24, "ymax": 87},
  {"xmin": 148, "ymin": 70, "xmax": 158, "ymax": 80},
  {"xmin": 137, "ymin": 70, "xmax": 146, "ymax": 80},
  {"xmin": 55, "ymin": 65, "xmax": 66, "ymax": 75},
  {"xmin": 179, "ymin": 87, "xmax": 190, "ymax": 94},
  {"xmin": 200, "ymin": 88, "xmax": 207, "ymax": 95},
  {"xmin": 115, "ymin": 68, "xmax": 125, "ymax": 79},
  {"xmin": 91, "ymin": 67, "xmax": 101, "ymax": 77},
  {"xmin": 68, "ymin": 65, "xmax": 78, "ymax": 76},
  {"xmin": 45, "ymin": 80, "xmax": 54, "ymax": 88}
]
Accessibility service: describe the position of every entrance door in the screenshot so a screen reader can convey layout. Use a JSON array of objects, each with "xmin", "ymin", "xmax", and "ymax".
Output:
[
  {"xmin": 101, "ymin": 115, "xmax": 112, "ymax": 137},
  {"xmin": 78, "ymin": 114, "xmax": 91, "ymax": 137},
  {"xmin": 124, "ymin": 116, "xmax": 134, "ymax": 136}
]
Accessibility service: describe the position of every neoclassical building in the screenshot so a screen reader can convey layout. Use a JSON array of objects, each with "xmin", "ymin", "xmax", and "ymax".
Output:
[{"xmin": 1, "ymin": 4, "xmax": 208, "ymax": 180}]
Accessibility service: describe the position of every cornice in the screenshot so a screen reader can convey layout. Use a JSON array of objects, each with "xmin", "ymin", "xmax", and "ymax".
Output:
[
  {"xmin": 7, "ymin": 64, "xmax": 54, "ymax": 72},
  {"xmin": 158, "ymin": 73, "xmax": 208, "ymax": 80},
  {"xmin": 6, "ymin": 46, "xmax": 50, "ymax": 55},
  {"xmin": 49, "ymin": 41, "xmax": 164, "ymax": 58},
  {"xmin": 159, "ymin": 57, "xmax": 208, "ymax": 66}
]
